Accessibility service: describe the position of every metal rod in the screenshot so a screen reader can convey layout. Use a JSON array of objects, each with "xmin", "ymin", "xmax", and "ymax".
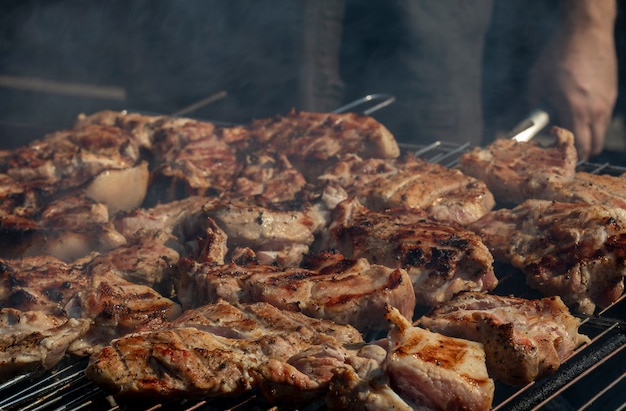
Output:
[
  {"xmin": 0, "ymin": 75, "xmax": 126, "ymax": 101},
  {"xmin": 332, "ymin": 93, "xmax": 396, "ymax": 115},
  {"xmin": 170, "ymin": 90, "xmax": 228, "ymax": 117},
  {"xmin": 498, "ymin": 332, "xmax": 626, "ymax": 411}
]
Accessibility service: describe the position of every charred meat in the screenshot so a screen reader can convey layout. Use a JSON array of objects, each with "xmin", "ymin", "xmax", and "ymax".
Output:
[{"xmin": 322, "ymin": 198, "xmax": 497, "ymax": 306}]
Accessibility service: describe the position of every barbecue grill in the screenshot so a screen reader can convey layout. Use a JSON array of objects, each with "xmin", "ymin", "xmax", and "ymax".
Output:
[
  {"xmin": 1, "ymin": 148, "xmax": 625, "ymax": 411},
  {"xmin": 0, "ymin": 96, "xmax": 625, "ymax": 411}
]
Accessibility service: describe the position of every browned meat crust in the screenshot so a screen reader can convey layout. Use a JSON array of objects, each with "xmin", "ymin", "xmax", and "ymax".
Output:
[
  {"xmin": 459, "ymin": 126, "xmax": 577, "ymax": 205},
  {"xmin": 85, "ymin": 300, "xmax": 364, "ymax": 400},
  {"xmin": 319, "ymin": 153, "xmax": 495, "ymax": 225},
  {"xmin": 384, "ymin": 306, "xmax": 495, "ymax": 411},
  {"xmin": 322, "ymin": 198, "xmax": 497, "ymax": 306},
  {"xmin": 538, "ymin": 171, "xmax": 626, "ymax": 209},
  {"xmin": 418, "ymin": 292, "xmax": 589, "ymax": 385},
  {"xmin": 175, "ymin": 252, "xmax": 415, "ymax": 333},
  {"xmin": 469, "ymin": 200, "xmax": 626, "ymax": 314}
]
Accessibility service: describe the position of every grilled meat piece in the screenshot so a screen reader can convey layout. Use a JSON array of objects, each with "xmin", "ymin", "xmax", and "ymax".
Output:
[
  {"xmin": 319, "ymin": 153, "xmax": 495, "ymax": 225},
  {"xmin": 86, "ymin": 231, "xmax": 181, "ymax": 297},
  {"xmin": 85, "ymin": 300, "xmax": 363, "ymax": 400},
  {"xmin": 202, "ymin": 198, "xmax": 327, "ymax": 266},
  {"xmin": 0, "ymin": 123, "xmax": 149, "ymax": 259},
  {"xmin": 322, "ymin": 198, "xmax": 497, "ymax": 306},
  {"xmin": 0, "ymin": 254, "xmax": 182, "ymax": 353},
  {"xmin": 7, "ymin": 195, "xmax": 127, "ymax": 261},
  {"xmin": 459, "ymin": 126, "xmax": 577, "ymax": 205},
  {"xmin": 469, "ymin": 200, "xmax": 626, "ymax": 314},
  {"xmin": 245, "ymin": 110, "xmax": 399, "ymax": 179},
  {"xmin": 538, "ymin": 172, "xmax": 626, "ymax": 209},
  {"xmin": 113, "ymin": 196, "xmax": 208, "ymax": 239},
  {"xmin": 75, "ymin": 110, "xmax": 251, "ymax": 156},
  {"xmin": 418, "ymin": 292, "xmax": 590, "ymax": 385},
  {"xmin": 233, "ymin": 150, "xmax": 309, "ymax": 203},
  {"xmin": 112, "ymin": 196, "xmax": 228, "ymax": 264},
  {"xmin": 0, "ymin": 308, "xmax": 90, "ymax": 381},
  {"xmin": 384, "ymin": 305, "xmax": 495, "ymax": 411},
  {"xmin": 1, "ymin": 124, "xmax": 143, "ymax": 190},
  {"xmin": 326, "ymin": 343, "xmax": 414, "ymax": 411},
  {"xmin": 152, "ymin": 134, "xmax": 241, "ymax": 201},
  {"xmin": 176, "ymin": 253, "xmax": 415, "ymax": 333}
]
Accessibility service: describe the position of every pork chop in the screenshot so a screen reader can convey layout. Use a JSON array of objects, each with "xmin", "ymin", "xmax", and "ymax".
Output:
[
  {"xmin": 469, "ymin": 199, "xmax": 626, "ymax": 314},
  {"xmin": 175, "ymin": 252, "xmax": 415, "ymax": 333},
  {"xmin": 459, "ymin": 126, "xmax": 577, "ymax": 205},
  {"xmin": 384, "ymin": 305, "xmax": 495, "ymax": 411},
  {"xmin": 322, "ymin": 198, "xmax": 497, "ymax": 306},
  {"xmin": 418, "ymin": 292, "xmax": 590, "ymax": 385},
  {"xmin": 85, "ymin": 300, "xmax": 363, "ymax": 400}
]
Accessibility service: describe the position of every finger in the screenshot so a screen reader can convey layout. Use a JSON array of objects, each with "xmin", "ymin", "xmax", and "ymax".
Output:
[
  {"xmin": 589, "ymin": 113, "xmax": 610, "ymax": 158},
  {"xmin": 571, "ymin": 117, "xmax": 592, "ymax": 161}
]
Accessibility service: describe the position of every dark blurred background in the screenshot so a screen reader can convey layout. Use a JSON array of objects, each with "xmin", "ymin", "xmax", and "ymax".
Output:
[{"xmin": 1, "ymin": 0, "xmax": 625, "ymax": 162}]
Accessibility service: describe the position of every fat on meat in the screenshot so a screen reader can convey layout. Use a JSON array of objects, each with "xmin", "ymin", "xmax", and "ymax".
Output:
[
  {"xmin": 175, "ymin": 251, "xmax": 415, "ymax": 333},
  {"xmin": 384, "ymin": 305, "xmax": 495, "ymax": 411},
  {"xmin": 459, "ymin": 126, "xmax": 577, "ymax": 205},
  {"xmin": 469, "ymin": 199, "xmax": 626, "ymax": 314},
  {"xmin": 323, "ymin": 198, "xmax": 497, "ymax": 306},
  {"xmin": 418, "ymin": 292, "xmax": 590, "ymax": 385}
]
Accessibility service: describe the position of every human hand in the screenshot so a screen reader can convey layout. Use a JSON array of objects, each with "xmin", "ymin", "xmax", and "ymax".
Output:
[{"xmin": 528, "ymin": 2, "xmax": 617, "ymax": 160}]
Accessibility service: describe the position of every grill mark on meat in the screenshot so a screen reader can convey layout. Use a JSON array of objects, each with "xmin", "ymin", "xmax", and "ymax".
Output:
[
  {"xmin": 419, "ymin": 292, "xmax": 589, "ymax": 385},
  {"xmin": 470, "ymin": 199, "xmax": 626, "ymax": 314},
  {"xmin": 176, "ymin": 256, "xmax": 415, "ymax": 332},
  {"xmin": 325, "ymin": 198, "xmax": 496, "ymax": 306}
]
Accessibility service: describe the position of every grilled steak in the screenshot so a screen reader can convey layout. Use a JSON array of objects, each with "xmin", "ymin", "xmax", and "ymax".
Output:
[
  {"xmin": 244, "ymin": 110, "xmax": 400, "ymax": 179},
  {"xmin": 538, "ymin": 172, "xmax": 626, "ymax": 209},
  {"xmin": 469, "ymin": 200, "xmax": 626, "ymax": 314},
  {"xmin": 175, "ymin": 252, "xmax": 415, "ymax": 333},
  {"xmin": 319, "ymin": 153, "xmax": 495, "ymax": 225},
  {"xmin": 0, "ymin": 253, "xmax": 181, "ymax": 357},
  {"xmin": 202, "ymin": 198, "xmax": 327, "ymax": 267},
  {"xmin": 459, "ymin": 126, "xmax": 578, "ymax": 205},
  {"xmin": 418, "ymin": 292, "xmax": 590, "ymax": 385},
  {"xmin": 0, "ymin": 308, "xmax": 90, "ymax": 381},
  {"xmin": 322, "ymin": 198, "xmax": 497, "ymax": 306},
  {"xmin": 85, "ymin": 300, "xmax": 363, "ymax": 400},
  {"xmin": 384, "ymin": 305, "xmax": 495, "ymax": 411}
]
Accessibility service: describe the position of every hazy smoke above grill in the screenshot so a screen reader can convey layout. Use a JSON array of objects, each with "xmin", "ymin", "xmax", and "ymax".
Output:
[{"xmin": 0, "ymin": 0, "xmax": 563, "ymax": 146}]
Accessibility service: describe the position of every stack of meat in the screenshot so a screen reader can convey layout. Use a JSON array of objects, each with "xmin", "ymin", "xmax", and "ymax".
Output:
[{"xmin": 3, "ymin": 108, "xmax": 621, "ymax": 410}]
